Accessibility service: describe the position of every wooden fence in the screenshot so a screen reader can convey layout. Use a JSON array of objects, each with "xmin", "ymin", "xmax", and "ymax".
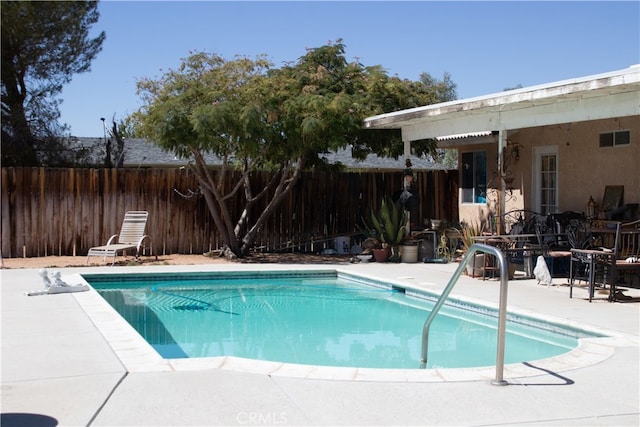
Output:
[{"xmin": 1, "ymin": 167, "xmax": 458, "ymax": 258}]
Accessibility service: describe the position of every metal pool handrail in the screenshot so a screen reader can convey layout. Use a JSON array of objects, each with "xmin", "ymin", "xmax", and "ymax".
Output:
[{"xmin": 420, "ymin": 243, "xmax": 509, "ymax": 386}]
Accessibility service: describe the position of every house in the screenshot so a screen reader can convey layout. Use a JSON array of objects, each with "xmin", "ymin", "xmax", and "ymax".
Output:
[
  {"xmin": 364, "ymin": 64, "xmax": 640, "ymax": 231},
  {"xmin": 73, "ymin": 137, "xmax": 451, "ymax": 171}
]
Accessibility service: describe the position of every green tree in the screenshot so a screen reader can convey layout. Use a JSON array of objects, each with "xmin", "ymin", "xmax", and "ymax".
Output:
[
  {"xmin": 133, "ymin": 41, "xmax": 453, "ymax": 258},
  {"xmin": 350, "ymin": 70, "xmax": 457, "ymax": 160},
  {"xmin": 419, "ymin": 72, "xmax": 458, "ymax": 167},
  {"xmin": 1, "ymin": 1, "xmax": 105, "ymax": 166},
  {"xmin": 420, "ymin": 71, "xmax": 457, "ymax": 103}
]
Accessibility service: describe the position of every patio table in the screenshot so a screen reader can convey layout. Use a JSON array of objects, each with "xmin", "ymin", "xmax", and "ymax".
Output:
[
  {"xmin": 569, "ymin": 248, "xmax": 616, "ymax": 302},
  {"xmin": 472, "ymin": 234, "xmax": 544, "ymax": 279}
]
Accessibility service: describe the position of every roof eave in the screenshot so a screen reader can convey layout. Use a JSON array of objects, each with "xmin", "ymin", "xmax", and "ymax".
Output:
[{"xmin": 363, "ymin": 64, "xmax": 640, "ymax": 130}]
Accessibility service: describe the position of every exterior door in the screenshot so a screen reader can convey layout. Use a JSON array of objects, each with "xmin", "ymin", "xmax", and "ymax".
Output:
[{"xmin": 533, "ymin": 146, "xmax": 558, "ymax": 214}]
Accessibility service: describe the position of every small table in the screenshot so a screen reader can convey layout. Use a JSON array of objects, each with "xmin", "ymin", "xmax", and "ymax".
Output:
[
  {"xmin": 569, "ymin": 249, "xmax": 616, "ymax": 302},
  {"xmin": 472, "ymin": 234, "xmax": 542, "ymax": 279}
]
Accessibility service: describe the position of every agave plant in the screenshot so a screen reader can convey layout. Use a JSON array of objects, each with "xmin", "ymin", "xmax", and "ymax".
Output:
[
  {"xmin": 359, "ymin": 195, "xmax": 408, "ymax": 248},
  {"xmin": 460, "ymin": 220, "xmax": 484, "ymax": 252}
]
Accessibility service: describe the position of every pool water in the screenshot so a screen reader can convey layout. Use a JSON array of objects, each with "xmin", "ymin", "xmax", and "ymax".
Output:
[{"xmin": 85, "ymin": 272, "xmax": 592, "ymax": 369}]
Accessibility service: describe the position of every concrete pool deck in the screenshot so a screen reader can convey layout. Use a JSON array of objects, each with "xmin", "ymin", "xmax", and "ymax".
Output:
[{"xmin": 2, "ymin": 260, "xmax": 639, "ymax": 426}]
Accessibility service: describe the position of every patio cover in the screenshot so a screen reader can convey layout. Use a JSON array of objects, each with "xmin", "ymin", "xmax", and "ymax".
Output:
[
  {"xmin": 363, "ymin": 64, "xmax": 640, "ymax": 225},
  {"xmin": 363, "ymin": 64, "xmax": 640, "ymax": 142}
]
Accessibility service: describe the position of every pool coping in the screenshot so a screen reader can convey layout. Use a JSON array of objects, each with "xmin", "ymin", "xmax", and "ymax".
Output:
[{"xmin": 68, "ymin": 268, "xmax": 635, "ymax": 383}]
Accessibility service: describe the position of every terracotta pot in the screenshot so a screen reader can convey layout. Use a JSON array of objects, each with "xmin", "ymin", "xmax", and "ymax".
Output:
[{"xmin": 372, "ymin": 248, "xmax": 389, "ymax": 263}]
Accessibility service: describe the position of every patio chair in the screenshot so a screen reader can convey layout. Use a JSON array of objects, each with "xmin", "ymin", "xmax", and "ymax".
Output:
[
  {"xmin": 611, "ymin": 219, "xmax": 640, "ymax": 296},
  {"xmin": 87, "ymin": 211, "xmax": 151, "ymax": 265},
  {"xmin": 534, "ymin": 215, "xmax": 571, "ymax": 277},
  {"xmin": 569, "ymin": 222, "xmax": 620, "ymax": 302}
]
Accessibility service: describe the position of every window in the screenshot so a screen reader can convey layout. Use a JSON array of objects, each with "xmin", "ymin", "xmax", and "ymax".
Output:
[
  {"xmin": 460, "ymin": 151, "xmax": 487, "ymax": 204},
  {"xmin": 539, "ymin": 153, "xmax": 558, "ymax": 215},
  {"xmin": 599, "ymin": 130, "xmax": 630, "ymax": 147},
  {"xmin": 533, "ymin": 145, "xmax": 559, "ymax": 215}
]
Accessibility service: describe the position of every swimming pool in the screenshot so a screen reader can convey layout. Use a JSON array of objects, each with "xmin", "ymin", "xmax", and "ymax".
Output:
[{"xmin": 82, "ymin": 270, "xmax": 599, "ymax": 370}]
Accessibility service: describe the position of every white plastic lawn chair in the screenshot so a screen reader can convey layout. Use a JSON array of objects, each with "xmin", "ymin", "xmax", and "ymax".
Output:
[{"xmin": 86, "ymin": 211, "xmax": 151, "ymax": 265}]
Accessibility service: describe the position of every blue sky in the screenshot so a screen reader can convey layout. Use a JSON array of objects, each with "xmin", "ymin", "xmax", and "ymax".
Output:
[{"xmin": 60, "ymin": 1, "xmax": 640, "ymax": 137}]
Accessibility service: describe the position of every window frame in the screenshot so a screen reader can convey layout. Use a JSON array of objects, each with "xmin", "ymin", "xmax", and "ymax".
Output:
[
  {"xmin": 599, "ymin": 130, "xmax": 630, "ymax": 148},
  {"xmin": 532, "ymin": 145, "xmax": 559, "ymax": 215},
  {"xmin": 460, "ymin": 150, "xmax": 487, "ymax": 205}
]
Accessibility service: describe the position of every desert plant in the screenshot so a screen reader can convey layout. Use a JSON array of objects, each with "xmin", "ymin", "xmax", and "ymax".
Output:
[
  {"xmin": 460, "ymin": 221, "xmax": 484, "ymax": 252},
  {"xmin": 359, "ymin": 196, "xmax": 408, "ymax": 248},
  {"xmin": 436, "ymin": 232, "xmax": 451, "ymax": 260}
]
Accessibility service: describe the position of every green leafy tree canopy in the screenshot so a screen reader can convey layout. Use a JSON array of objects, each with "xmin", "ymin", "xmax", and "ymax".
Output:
[
  {"xmin": 1, "ymin": 0, "xmax": 105, "ymax": 166},
  {"xmin": 132, "ymin": 40, "xmax": 456, "ymax": 257}
]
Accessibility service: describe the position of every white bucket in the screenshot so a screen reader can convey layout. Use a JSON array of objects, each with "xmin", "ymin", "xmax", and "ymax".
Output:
[
  {"xmin": 401, "ymin": 245, "xmax": 419, "ymax": 263},
  {"xmin": 334, "ymin": 236, "xmax": 351, "ymax": 254}
]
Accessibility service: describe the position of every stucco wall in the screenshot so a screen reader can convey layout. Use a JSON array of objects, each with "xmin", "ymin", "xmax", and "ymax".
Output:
[
  {"xmin": 517, "ymin": 117, "xmax": 639, "ymax": 212},
  {"xmin": 458, "ymin": 116, "xmax": 640, "ymax": 228}
]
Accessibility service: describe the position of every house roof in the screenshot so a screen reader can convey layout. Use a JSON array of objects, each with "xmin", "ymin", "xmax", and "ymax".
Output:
[
  {"xmin": 363, "ymin": 64, "xmax": 640, "ymax": 142},
  {"xmin": 74, "ymin": 137, "xmax": 452, "ymax": 171},
  {"xmin": 434, "ymin": 131, "xmax": 497, "ymax": 148}
]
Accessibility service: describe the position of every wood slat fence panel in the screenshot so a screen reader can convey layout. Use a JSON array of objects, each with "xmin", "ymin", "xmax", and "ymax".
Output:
[{"xmin": 1, "ymin": 167, "xmax": 458, "ymax": 258}]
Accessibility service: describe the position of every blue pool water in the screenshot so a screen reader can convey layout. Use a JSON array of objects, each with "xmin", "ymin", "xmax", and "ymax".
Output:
[{"xmin": 84, "ymin": 271, "xmax": 597, "ymax": 369}]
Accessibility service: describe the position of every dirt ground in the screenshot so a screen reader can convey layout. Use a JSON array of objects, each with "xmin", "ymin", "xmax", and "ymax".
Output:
[{"xmin": 1, "ymin": 252, "xmax": 354, "ymax": 270}]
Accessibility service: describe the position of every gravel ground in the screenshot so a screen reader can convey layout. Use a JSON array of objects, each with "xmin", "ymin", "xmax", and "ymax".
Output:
[{"xmin": 1, "ymin": 252, "xmax": 354, "ymax": 269}]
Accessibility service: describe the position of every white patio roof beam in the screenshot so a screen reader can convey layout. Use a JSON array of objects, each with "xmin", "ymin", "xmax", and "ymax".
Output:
[
  {"xmin": 400, "ymin": 89, "xmax": 640, "ymax": 142},
  {"xmin": 364, "ymin": 65, "xmax": 640, "ymax": 141}
]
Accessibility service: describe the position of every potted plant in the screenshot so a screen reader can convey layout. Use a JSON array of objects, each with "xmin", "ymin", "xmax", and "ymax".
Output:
[
  {"xmin": 400, "ymin": 236, "xmax": 420, "ymax": 263},
  {"xmin": 460, "ymin": 221, "xmax": 483, "ymax": 253},
  {"xmin": 436, "ymin": 231, "xmax": 452, "ymax": 261},
  {"xmin": 459, "ymin": 221, "xmax": 485, "ymax": 275},
  {"xmin": 361, "ymin": 237, "xmax": 389, "ymax": 263},
  {"xmin": 359, "ymin": 196, "xmax": 408, "ymax": 263}
]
